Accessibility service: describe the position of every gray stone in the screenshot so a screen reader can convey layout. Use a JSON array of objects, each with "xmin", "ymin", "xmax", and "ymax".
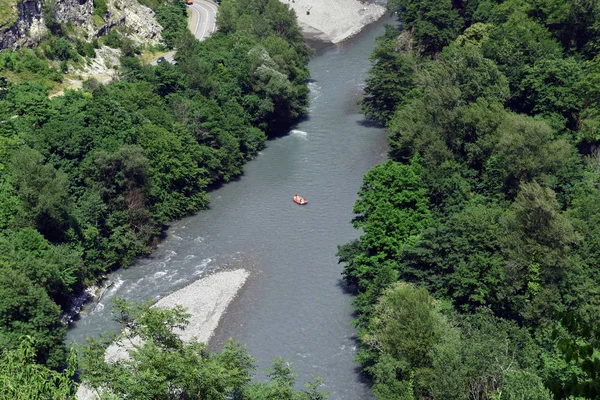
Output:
[{"xmin": 0, "ymin": 0, "xmax": 162, "ymax": 51}]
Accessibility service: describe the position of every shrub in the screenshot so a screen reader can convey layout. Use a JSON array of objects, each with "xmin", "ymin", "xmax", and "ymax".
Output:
[{"xmin": 93, "ymin": 0, "xmax": 108, "ymax": 17}]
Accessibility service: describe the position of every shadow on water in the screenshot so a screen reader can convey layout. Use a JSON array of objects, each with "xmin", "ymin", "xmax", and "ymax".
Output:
[
  {"xmin": 356, "ymin": 119, "xmax": 383, "ymax": 128},
  {"xmin": 205, "ymin": 173, "xmax": 244, "ymax": 193},
  {"xmin": 336, "ymin": 279, "xmax": 362, "ymax": 325},
  {"xmin": 305, "ymin": 39, "xmax": 337, "ymax": 56},
  {"xmin": 356, "ymin": 364, "xmax": 374, "ymax": 387},
  {"xmin": 267, "ymin": 115, "xmax": 312, "ymax": 140},
  {"xmin": 336, "ymin": 277, "xmax": 357, "ymax": 296}
]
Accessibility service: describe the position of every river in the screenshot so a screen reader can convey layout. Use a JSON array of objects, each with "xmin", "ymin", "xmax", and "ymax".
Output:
[{"xmin": 67, "ymin": 15, "xmax": 392, "ymax": 399}]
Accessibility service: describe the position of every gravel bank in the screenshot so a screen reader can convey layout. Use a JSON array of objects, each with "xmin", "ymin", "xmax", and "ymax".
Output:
[
  {"xmin": 77, "ymin": 269, "xmax": 249, "ymax": 399},
  {"xmin": 281, "ymin": 0, "xmax": 387, "ymax": 43},
  {"xmin": 152, "ymin": 268, "xmax": 249, "ymax": 343}
]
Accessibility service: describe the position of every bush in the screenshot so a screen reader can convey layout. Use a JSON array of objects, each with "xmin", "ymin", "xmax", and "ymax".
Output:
[
  {"xmin": 76, "ymin": 40, "xmax": 97, "ymax": 58},
  {"xmin": 0, "ymin": 49, "xmax": 63, "ymax": 83},
  {"xmin": 155, "ymin": 3, "xmax": 188, "ymax": 49},
  {"xmin": 103, "ymin": 29, "xmax": 122, "ymax": 48},
  {"xmin": 44, "ymin": 36, "xmax": 78, "ymax": 62},
  {"xmin": 92, "ymin": 14, "xmax": 104, "ymax": 29},
  {"xmin": 93, "ymin": 0, "xmax": 108, "ymax": 17},
  {"xmin": 0, "ymin": 0, "xmax": 19, "ymax": 29},
  {"xmin": 82, "ymin": 78, "xmax": 101, "ymax": 91}
]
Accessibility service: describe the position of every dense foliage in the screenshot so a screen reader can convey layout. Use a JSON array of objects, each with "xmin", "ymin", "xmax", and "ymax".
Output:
[
  {"xmin": 342, "ymin": 0, "xmax": 600, "ymax": 398},
  {"xmin": 80, "ymin": 300, "xmax": 327, "ymax": 399},
  {"xmin": 0, "ymin": 336, "xmax": 77, "ymax": 400},
  {"xmin": 139, "ymin": 0, "xmax": 189, "ymax": 48},
  {"xmin": 0, "ymin": 0, "xmax": 310, "ymax": 393}
]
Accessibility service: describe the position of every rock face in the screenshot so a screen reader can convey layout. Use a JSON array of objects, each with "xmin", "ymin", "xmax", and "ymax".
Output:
[
  {"xmin": 55, "ymin": 0, "xmax": 95, "ymax": 30},
  {"xmin": 0, "ymin": 0, "xmax": 45, "ymax": 50},
  {"xmin": 0, "ymin": 0, "xmax": 162, "ymax": 51},
  {"xmin": 103, "ymin": 0, "xmax": 163, "ymax": 44}
]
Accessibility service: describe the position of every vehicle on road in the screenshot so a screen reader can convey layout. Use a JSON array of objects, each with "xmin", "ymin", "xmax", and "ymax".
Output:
[
  {"xmin": 157, "ymin": 57, "xmax": 166, "ymax": 64},
  {"xmin": 186, "ymin": 0, "xmax": 193, "ymax": 4}
]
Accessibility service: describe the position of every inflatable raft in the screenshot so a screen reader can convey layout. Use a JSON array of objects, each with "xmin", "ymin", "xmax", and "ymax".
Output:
[{"xmin": 293, "ymin": 194, "xmax": 307, "ymax": 205}]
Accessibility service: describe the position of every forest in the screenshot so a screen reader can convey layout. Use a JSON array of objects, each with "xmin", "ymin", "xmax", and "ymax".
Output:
[
  {"xmin": 338, "ymin": 0, "xmax": 600, "ymax": 398},
  {"xmin": 0, "ymin": 0, "xmax": 327, "ymax": 397}
]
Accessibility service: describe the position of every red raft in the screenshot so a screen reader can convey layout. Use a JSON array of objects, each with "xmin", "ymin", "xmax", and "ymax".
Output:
[{"xmin": 293, "ymin": 194, "xmax": 307, "ymax": 205}]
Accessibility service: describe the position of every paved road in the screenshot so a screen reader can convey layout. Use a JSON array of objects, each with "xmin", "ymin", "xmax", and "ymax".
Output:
[
  {"xmin": 151, "ymin": 0, "xmax": 217, "ymax": 65},
  {"xmin": 47, "ymin": 2, "xmax": 216, "ymax": 92},
  {"xmin": 188, "ymin": 0, "xmax": 218, "ymax": 41},
  {"xmin": 151, "ymin": 50, "xmax": 176, "ymax": 66}
]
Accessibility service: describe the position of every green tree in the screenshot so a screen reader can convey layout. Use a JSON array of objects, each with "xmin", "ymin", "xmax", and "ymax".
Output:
[
  {"xmin": 11, "ymin": 146, "xmax": 73, "ymax": 242},
  {"xmin": 401, "ymin": 203, "xmax": 507, "ymax": 313},
  {"xmin": 82, "ymin": 145, "xmax": 154, "ymax": 268},
  {"xmin": 216, "ymin": 0, "xmax": 238, "ymax": 34},
  {"xmin": 455, "ymin": 312, "xmax": 548, "ymax": 400},
  {"xmin": 390, "ymin": 0, "xmax": 464, "ymax": 55},
  {"xmin": 575, "ymin": 55, "xmax": 600, "ymax": 145},
  {"xmin": 0, "ymin": 336, "xmax": 76, "ymax": 400},
  {"xmin": 483, "ymin": 113, "xmax": 571, "ymax": 195},
  {"xmin": 0, "ymin": 267, "xmax": 65, "ymax": 368},
  {"xmin": 155, "ymin": 2, "xmax": 188, "ymax": 48},
  {"xmin": 361, "ymin": 25, "xmax": 417, "ymax": 125},
  {"xmin": 387, "ymin": 43, "xmax": 509, "ymax": 167},
  {"xmin": 528, "ymin": 0, "xmax": 600, "ymax": 56},
  {"xmin": 340, "ymin": 159, "xmax": 431, "ymax": 294},
  {"xmin": 0, "ymin": 176, "xmax": 19, "ymax": 230},
  {"xmin": 519, "ymin": 57, "xmax": 584, "ymax": 129},
  {"xmin": 552, "ymin": 313, "xmax": 600, "ymax": 399},
  {"xmin": 363, "ymin": 282, "xmax": 446, "ymax": 398},
  {"xmin": 0, "ymin": 228, "xmax": 83, "ymax": 307},
  {"xmin": 481, "ymin": 11, "xmax": 562, "ymax": 112},
  {"xmin": 500, "ymin": 182, "xmax": 579, "ymax": 323},
  {"xmin": 137, "ymin": 123, "xmax": 210, "ymax": 222},
  {"xmin": 500, "ymin": 370, "xmax": 553, "ymax": 400},
  {"xmin": 80, "ymin": 300, "xmax": 327, "ymax": 399}
]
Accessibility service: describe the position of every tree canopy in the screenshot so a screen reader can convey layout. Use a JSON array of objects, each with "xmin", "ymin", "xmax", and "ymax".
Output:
[
  {"xmin": 79, "ymin": 300, "xmax": 327, "ymax": 400},
  {"xmin": 343, "ymin": 0, "xmax": 600, "ymax": 397},
  {"xmin": 0, "ymin": 0, "xmax": 313, "ymax": 392}
]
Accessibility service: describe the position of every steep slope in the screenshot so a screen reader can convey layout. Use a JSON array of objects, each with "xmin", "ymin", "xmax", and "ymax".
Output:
[{"xmin": 0, "ymin": 0, "xmax": 162, "ymax": 50}]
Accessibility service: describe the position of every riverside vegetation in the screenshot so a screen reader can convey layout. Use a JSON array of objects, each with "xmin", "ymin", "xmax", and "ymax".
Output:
[
  {"xmin": 0, "ymin": 0, "xmax": 332, "ymax": 397},
  {"xmin": 339, "ymin": 0, "xmax": 600, "ymax": 399}
]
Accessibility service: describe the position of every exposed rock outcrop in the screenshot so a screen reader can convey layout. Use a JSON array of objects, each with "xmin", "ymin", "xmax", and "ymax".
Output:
[
  {"xmin": 0, "ymin": 0, "xmax": 162, "ymax": 51},
  {"xmin": 54, "ymin": 0, "xmax": 95, "ymax": 30},
  {"xmin": 0, "ymin": 0, "xmax": 46, "ymax": 50},
  {"xmin": 103, "ymin": 0, "xmax": 162, "ymax": 45}
]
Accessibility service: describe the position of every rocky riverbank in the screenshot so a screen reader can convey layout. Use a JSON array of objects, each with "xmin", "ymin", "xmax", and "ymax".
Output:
[
  {"xmin": 76, "ymin": 269, "xmax": 249, "ymax": 399},
  {"xmin": 281, "ymin": 0, "xmax": 387, "ymax": 43}
]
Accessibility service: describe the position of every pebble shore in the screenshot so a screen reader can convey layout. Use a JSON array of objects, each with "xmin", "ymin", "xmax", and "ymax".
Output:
[
  {"xmin": 77, "ymin": 269, "xmax": 249, "ymax": 399},
  {"xmin": 153, "ymin": 268, "xmax": 250, "ymax": 343},
  {"xmin": 281, "ymin": 0, "xmax": 387, "ymax": 43}
]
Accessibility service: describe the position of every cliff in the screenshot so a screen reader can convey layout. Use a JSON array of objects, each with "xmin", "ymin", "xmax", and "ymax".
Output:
[{"xmin": 0, "ymin": 0, "xmax": 162, "ymax": 50}]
